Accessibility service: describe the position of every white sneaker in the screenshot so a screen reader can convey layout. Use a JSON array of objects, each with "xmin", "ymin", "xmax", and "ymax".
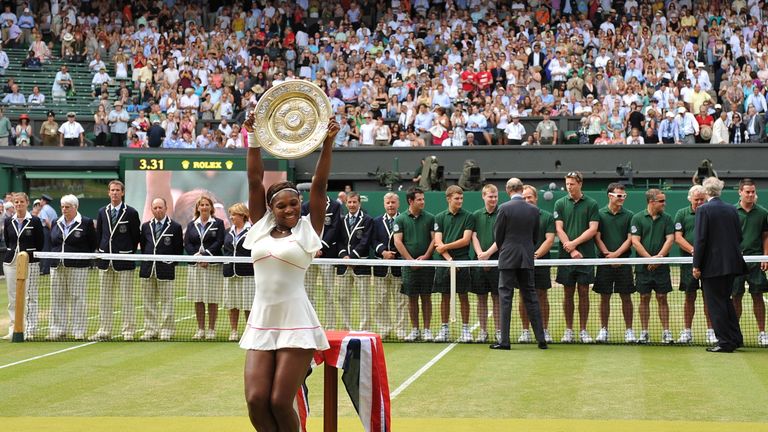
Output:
[
  {"xmin": 140, "ymin": 331, "xmax": 157, "ymax": 341},
  {"xmin": 637, "ymin": 330, "xmax": 650, "ymax": 344},
  {"xmin": 495, "ymin": 330, "xmax": 502, "ymax": 344},
  {"xmin": 543, "ymin": 329, "xmax": 553, "ymax": 343},
  {"xmin": 677, "ymin": 329, "xmax": 692, "ymax": 344},
  {"xmin": 595, "ymin": 327, "xmax": 609, "ymax": 343},
  {"xmin": 758, "ymin": 331, "xmax": 768, "ymax": 347},
  {"xmin": 518, "ymin": 329, "xmax": 531, "ymax": 343},
  {"xmin": 192, "ymin": 329, "xmax": 205, "ymax": 340},
  {"xmin": 159, "ymin": 330, "xmax": 173, "ymax": 341},
  {"xmin": 73, "ymin": 333, "xmax": 85, "ymax": 341},
  {"xmin": 46, "ymin": 332, "xmax": 64, "ymax": 341},
  {"xmin": 579, "ymin": 330, "xmax": 593, "ymax": 343},
  {"xmin": 434, "ymin": 325, "xmax": 449, "ymax": 342},
  {"xmin": 404, "ymin": 329, "xmax": 419, "ymax": 342},
  {"xmin": 89, "ymin": 330, "xmax": 110, "ymax": 341},
  {"xmin": 229, "ymin": 330, "xmax": 239, "ymax": 342},
  {"xmin": 24, "ymin": 333, "xmax": 35, "ymax": 341},
  {"xmin": 476, "ymin": 330, "xmax": 488, "ymax": 343},
  {"xmin": 421, "ymin": 329, "xmax": 433, "ymax": 342},
  {"xmin": 459, "ymin": 327, "xmax": 473, "ymax": 343},
  {"xmin": 1, "ymin": 331, "xmax": 11, "ymax": 340},
  {"xmin": 706, "ymin": 328, "xmax": 718, "ymax": 345},
  {"xmin": 661, "ymin": 330, "xmax": 674, "ymax": 344},
  {"xmin": 205, "ymin": 329, "xmax": 216, "ymax": 340},
  {"xmin": 624, "ymin": 329, "xmax": 636, "ymax": 343},
  {"xmin": 122, "ymin": 332, "xmax": 134, "ymax": 341},
  {"xmin": 561, "ymin": 328, "xmax": 574, "ymax": 343},
  {"xmin": 396, "ymin": 329, "xmax": 407, "ymax": 340}
]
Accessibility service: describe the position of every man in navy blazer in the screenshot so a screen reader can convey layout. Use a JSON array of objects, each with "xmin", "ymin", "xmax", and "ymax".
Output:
[
  {"xmin": 492, "ymin": 178, "xmax": 547, "ymax": 350},
  {"xmin": 91, "ymin": 180, "xmax": 141, "ymax": 341},
  {"xmin": 139, "ymin": 198, "xmax": 183, "ymax": 341},
  {"xmin": 336, "ymin": 191, "xmax": 373, "ymax": 330},
  {"xmin": 693, "ymin": 177, "xmax": 748, "ymax": 352},
  {"xmin": 372, "ymin": 192, "xmax": 405, "ymax": 338}
]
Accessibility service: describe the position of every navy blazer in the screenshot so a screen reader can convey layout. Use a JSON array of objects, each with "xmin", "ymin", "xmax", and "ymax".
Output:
[
  {"xmin": 95, "ymin": 203, "xmax": 141, "ymax": 271},
  {"xmin": 184, "ymin": 217, "xmax": 225, "ymax": 258},
  {"xmin": 337, "ymin": 211, "xmax": 373, "ymax": 275},
  {"xmin": 3, "ymin": 215, "xmax": 45, "ymax": 263},
  {"xmin": 371, "ymin": 213, "xmax": 401, "ymax": 277},
  {"xmin": 494, "ymin": 196, "xmax": 540, "ymax": 270},
  {"xmin": 50, "ymin": 215, "xmax": 98, "ymax": 268},
  {"xmin": 222, "ymin": 224, "xmax": 254, "ymax": 277},
  {"xmin": 693, "ymin": 197, "xmax": 749, "ymax": 278},
  {"xmin": 301, "ymin": 196, "xmax": 341, "ymax": 258},
  {"xmin": 139, "ymin": 218, "xmax": 184, "ymax": 280}
]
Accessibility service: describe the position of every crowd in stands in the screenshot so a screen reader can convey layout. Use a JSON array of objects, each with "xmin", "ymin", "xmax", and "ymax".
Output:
[{"xmin": 0, "ymin": 0, "xmax": 768, "ymax": 147}]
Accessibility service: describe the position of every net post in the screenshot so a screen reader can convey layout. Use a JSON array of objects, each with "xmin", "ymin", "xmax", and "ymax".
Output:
[
  {"xmin": 12, "ymin": 252, "xmax": 29, "ymax": 343},
  {"xmin": 323, "ymin": 361, "xmax": 338, "ymax": 432},
  {"xmin": 449, "ymin": 264, "xmax": 456, "ymax": 323}
]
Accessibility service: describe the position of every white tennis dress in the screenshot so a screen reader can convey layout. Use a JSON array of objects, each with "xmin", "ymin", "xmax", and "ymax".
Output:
[{"xmin": 239, "ymin": 213, "xmax": 330, "ymax": 351}]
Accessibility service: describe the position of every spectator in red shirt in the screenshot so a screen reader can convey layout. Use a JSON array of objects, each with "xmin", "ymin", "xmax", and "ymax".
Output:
[
  {"xmin": 475, "ymin": 63, "xmax": 493, "ymax": 95},
  {"xmin": 460, "ymin": 67, "xmax": 475, "ymax": 95}
]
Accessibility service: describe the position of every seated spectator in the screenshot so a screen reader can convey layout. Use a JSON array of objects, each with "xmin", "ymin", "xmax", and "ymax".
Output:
[
  {"xmin": 29, "ymin": 34, "xmax": 49, "ymax": 63},
  {"xmin": 27, "ymin": 86, "xmax": 44, "ymax": 106},
  {"xmin": 594, "ymin": 130, "xmax": 613, "ymax": 145},
  {"xmin": 2, "ymin": 84, "xmax": 25, "ymax": 105},
  {"xmin": 626, "ymin": 128, "xmax": 645, "ymax": 145},
  {"xmin": 92, "ymin": 67, "xmax": 111, "ymax": 88},
  {"xmin": 88, "ymin": 53, "xmax": 106, "ymax": 74},
  {"xmin": 0, "ymin": 46, "xmax": 7, "ymax": 75},
  {"xmin": 21, "ymin": 50, "xmax": 41, "ymax": 69}
]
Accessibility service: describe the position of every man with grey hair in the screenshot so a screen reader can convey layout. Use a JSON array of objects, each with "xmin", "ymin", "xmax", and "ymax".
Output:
[
  {"xmin": 491, "ymin": 177, "xmax": 547, "ymax": 350},
  {"xmin": 47, "ymin": 195, "xmax": 97, "ymax": 340},
  {"xmin": 674, "ymin": 185, "xmax": 716, "ymax": 344},
  {"xmin": 694, "ymin": 177, "xmax": 747, "ymax": 352}
]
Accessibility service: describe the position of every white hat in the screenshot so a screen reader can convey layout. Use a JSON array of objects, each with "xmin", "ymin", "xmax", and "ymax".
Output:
[
  {"xmin": 666, "ymin": 111, "xmax": 674, "ymax": 118},
  {"xmin": 678, "ymin": 107, "xmax": 686, "ymax": 114}
]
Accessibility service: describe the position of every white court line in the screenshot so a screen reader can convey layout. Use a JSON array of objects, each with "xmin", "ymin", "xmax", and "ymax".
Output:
[
  {"xmin": 390, "ymin": 322, "xmax": 480, "ymax": 400},
  {"xmin": 0, "ymin": 313, "xmax": 197, "ymax": 371},
  {"xmin": 0, "ymin": 342, "xmax": 98, "ymax": 370}
]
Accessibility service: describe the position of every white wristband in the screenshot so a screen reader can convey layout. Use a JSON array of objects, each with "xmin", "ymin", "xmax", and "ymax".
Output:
[{"xmin": 247, "ymin": 130, "xmax": 260, "ymax": 148}]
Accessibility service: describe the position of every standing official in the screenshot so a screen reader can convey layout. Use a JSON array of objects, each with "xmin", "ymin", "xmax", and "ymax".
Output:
[
  {"xmin": 91, "ymin": 180, "xmax": 141, "ymax": 341},
  {"xmin": 694, "ymin": 177, "xmax": 748, "ymax": 352},
  {"xmin": 470, "ymin": 184, "xmax": 500, "ymax": 343},
  {"xmin": 593, "ymin": 183, "xmax": 636, "ymax": 343},
  {"xmin": 2, "ymin": 193, "xmax": 44, "ymax": 340},
  {"xmin": 138, "ymin": 198, "xmax": 183, "ymax": 341},
  {"xmin": 336, "ymin": 191, "xmax": 373, "ymax": 330},
  {"xmin": 673, "ymin": 185, "xmax": 716, "ymax": 344},
  {"xmin": 184, "ymin": 196, "xmax": 226, "ymax": 340},
  {"xmin": 48, "ymin": 195, "xmax": 97, "ymax": 340},
  {"xmin": 372, "ymin": 193, "xmax": 406, "ymax": 339},
  {"xmin": 394, "ymin": 187, "xmax": 436, "ymax": 342},
  {"xmin": 491, "ymin": 178, "xmax": 547, "ymax": 350},
  {"xmin": 37, "ymin": 194, "xmax": 57, "ymax": 276},
  {"xmin": 554, "ymin": 171, "xmax": 599, "ymax": 343},
  {"xmin": 731, "ymin": 179, "xmax": 768, "ymax": 346},
  {"xmin": 631, "ymin": 189, "xmax": 675, "ymax": 344},
  {"xmin": 302, "ymin": 194, "xmax": 342, "ymax": 328},
  {"xmin": 518, "ymin": 185, "xmax": 555, "ymax": 344},
  {"xmin": 222, "ymin": 203, "xmax": 254, "ymax": 342},
  {"xmin": 58, "ymin": 112, "xmax": 84, "ymax": 147}
]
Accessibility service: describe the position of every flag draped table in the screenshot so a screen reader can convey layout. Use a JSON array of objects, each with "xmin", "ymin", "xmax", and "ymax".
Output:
[{"xmin": 297, "ymin": 331, "xmax": 391, "ymax": 432}]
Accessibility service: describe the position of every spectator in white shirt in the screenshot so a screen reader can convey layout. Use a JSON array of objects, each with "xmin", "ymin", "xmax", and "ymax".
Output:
[
  {"xmin": 91, "ymin": 67, "xmax": 111, "ymax": 87},
  {"xmin": 391, "ymin": 130, "xmax": 411, "ymax": 147},
  {"xmin": 27, "ymin": 86, "xmax": 44, "ymax": 105},
  {"xmin": 359, "ymin": 113, "xmax": 376, "ymax": 146},
  {"xmin": 503, "ymin": 114, "xmax": 526, "ymax": 145}
]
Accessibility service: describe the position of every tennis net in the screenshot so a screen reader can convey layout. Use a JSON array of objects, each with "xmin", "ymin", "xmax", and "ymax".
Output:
[{"xmin": 6, "ymin": 252, "xmax": 767, "ymax": 347}]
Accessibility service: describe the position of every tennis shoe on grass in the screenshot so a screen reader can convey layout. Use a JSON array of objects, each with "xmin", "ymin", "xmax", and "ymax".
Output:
[
  {"xmin": 421, "ymin": 329, "xmax": 433, "ymax": 342},
  {"xmin": 192, "ymin": 329, "xmax": 205, "ymax": 340},
  {"xmin": 595, "ymin": 327, "xmax": 609, "ymax": 343},
  {"xmin": 518, "ymin": 329, "xmax": 531, "ymax": 343},
  {"xmin": 637, "ymin": 330, "xmax": 650, "ymax": 344},
  {"xmin": 159, "ymin": 330, "xmax": 173, "ymax": 341},
  {"xmin": 677, "ymin": 329, "xmax": 692, "ymax": 344},
  {"xmin": 459, "ymin": 327, "xmax": 473, "ymax": 343},
  {"xmin": 662, "ymin": 330, "xmax": 674, "ymax": 344},
  {"xmin": 404, "ymin": 329, "xmax": 419, "ymax": 342},
  {"xmin": 561, "ymin": 328, "xmax": 574, "ymax": 343},
  {"xmin": 624, "ymin": 329, "xmax": 636, "ymax": 343},
  {"xmin": 1, "ymin": 331, "xmax": 11, "ymax": 340},
  {"xmin": 205, "ymin": 329, "xmax": 216, "ymax": 340},
  {"xmin": 758, "ymin": 331, "xmax": 768, "ymax": 347},
  {"xmin": 476, "ymin": 330, "xmax": 488, "ymax": 343},
  {"xmin": 706, "ymin": 328, "xmax": 718, "ymax": 345},
  {"xmin": 89, "ymin": 330, "xmax": 110, "ymax": 341},
  {"xmin": 579, "ymin": 330, "xmax": 593, "ymax": 343},
  {"xmin": 122, "ymin": 332, "xmax": 134, "ymax": 341},
  {"xmin": 229, "ymin": 330, "xmax": 239, "ymax": 342},
  {"xmin": 140, "ymin": 331, "xmax": 157, "ymax": 341},
  {"xmin": 495, "ymin": 330, "xmax": 502, "ymax": 343},
  {"xmin": 434, "ymin": 325, "xmax": 449, "ymax": 342},
  {"xmin": 543, "ymin": 329, "xmax": 553, "ymax": 343}
]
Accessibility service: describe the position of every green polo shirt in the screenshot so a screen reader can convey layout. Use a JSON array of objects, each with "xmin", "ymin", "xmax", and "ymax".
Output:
[
  {"xmin": 630, "ymin": 210, "xmax": 674, "ymax": 256},
  {"xmin": 673, "ymin": 206, "xmax": 696, "ymax": 256},
  {"xmin": 433, "ymin": 207, "xmax": 475, "ymax": 260},
  {"xmin": 736, "ymin": 202, "xmax": 768, "ymax": 255},
  {"xmin": 393, "ymin": 209, "xmax": 435, "ymax": 259},
  {"xmin": 597, "ymin": 206, "xmax": 634, "ymax": 258},
  {"xmin": 471, "ymin": 206, "xmax": 498, "ymax": 259},
  {"xmin": 553, "ymin": 194, "xmax": 600, "ymax": 258},
  {"xmin": 536, "ymin": 209, "xmax": 556, "ymax": 259}
]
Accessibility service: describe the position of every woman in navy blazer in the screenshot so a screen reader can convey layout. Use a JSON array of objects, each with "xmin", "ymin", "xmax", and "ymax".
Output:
[
  {"xmin": 184, "ymin": 196, "xmax": 225, "ymax": 340},
  {"xmin": 222, "ymin": 203, "xmax": 254, "ymax": 341}
]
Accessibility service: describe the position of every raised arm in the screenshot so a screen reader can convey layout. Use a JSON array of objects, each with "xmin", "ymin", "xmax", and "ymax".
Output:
[
  {"xmin": 309, "ymin": 118, "xmax": 340, "ymax": 235},
  {"xmin": 244, "ymin": 110, "xmax": 266, "ymax": 223}
]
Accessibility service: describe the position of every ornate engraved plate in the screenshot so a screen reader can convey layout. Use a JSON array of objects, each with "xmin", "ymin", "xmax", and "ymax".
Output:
[{"xmin": 251, "ymin": 81, "xmax": 333, "ymax": 159}]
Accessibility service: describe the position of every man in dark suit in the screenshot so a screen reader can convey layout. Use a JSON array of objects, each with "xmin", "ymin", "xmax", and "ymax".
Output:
[
  {"xmin": 302, "ymin": 194, "xmax": 342, "ymax": 328},
  {"xmin": 336, "ymin": 191, "xmax": 373, "ymax": 330},
  {"xmin": 138, "ymin": 198, "xmax": 183, "ymax": 341},
  {"xmin": 372, "ymin": 192, "xmax": 405, "ymax": 339},
  {"xmin": 91, "ymin": 180, "xmax": 141, "ymax": 341},
  {"xmin": 491, "ymin": 178, "xmax": 547, "ymax": 350},
  {"xmin": 693, "ymin": 177, "xmax": 748, "ymax": 353}
]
